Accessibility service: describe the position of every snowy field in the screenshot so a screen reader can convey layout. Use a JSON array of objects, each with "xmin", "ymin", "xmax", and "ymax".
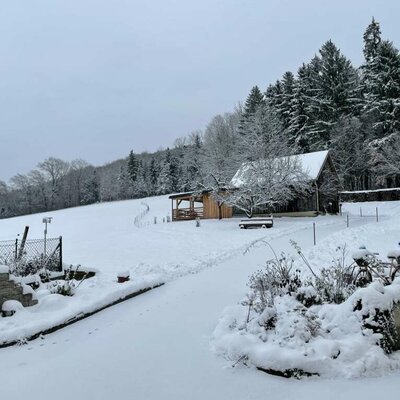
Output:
[{"xmin": 0, "ymin": 197, "xmax": 399, "ymax": 399}]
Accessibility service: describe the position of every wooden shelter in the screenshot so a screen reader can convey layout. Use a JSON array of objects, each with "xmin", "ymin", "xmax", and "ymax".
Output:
[{"xmin": 169, "ymin": 191, "xmax": 233, "ymax": 221}]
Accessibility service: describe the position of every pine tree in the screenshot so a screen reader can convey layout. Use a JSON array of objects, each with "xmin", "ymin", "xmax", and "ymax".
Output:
[
  {"xmin": 81, "ymin": 170, "xmax": 100, "ymax": 204},
  {"xmin": 149, "ymin": 157, "xmax": 159, "ymax": 188},
  {"xmin": 156, "ymin": 149, "xmax": 179, "ymax": 194},
  {"xmin": 363, "ymin": 39, "xmax": 400, "ymax": 136},
  {"xmin": 266, "ymin": 73, "xmax": 296, "ymax": 133},
  {"xmin": 279, "ymin": 72, "xmax": 296, "ymax": 130},
  {"xmin": 363, "ymin": 17, "xmax": 381, "ymax": 63},
  {"xmin": 289, "ymin": 40, "xmax": 356, "ymax": 151},
  {"xmin": 127, "ymin": 150, "xmax": 139, "ymax": 182},
  {"xmin": 289, "ymin": 63, "xmax": 317, "ymax": 151},
  {"xmin": 239, "ymin": 86, "xmax": 266, "ymax": 135},
  {"xmin": 117, "ymin": 165, "xmax": 132, "ymax": 199},
  {"xmin": 184, "ymin": 132, "xmax": 203, "ymax": 190},
  {"xmin": 265, "ymin": 80, "xmax": 283, "ymax": 113},
  {"xmin": 243, "ymin": 86, "xmax": 265, "ymax": 116}
]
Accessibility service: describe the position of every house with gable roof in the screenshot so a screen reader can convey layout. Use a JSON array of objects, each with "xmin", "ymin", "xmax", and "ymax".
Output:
[{"xmin": 230, "ymin": 150, "xmax": 340, "ymax": 216}]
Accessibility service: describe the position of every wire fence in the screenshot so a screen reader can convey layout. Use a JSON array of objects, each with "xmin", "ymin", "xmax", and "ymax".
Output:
[{"xmin": 0, "ymin": 236, "xmax": 62, "ymax": 276}]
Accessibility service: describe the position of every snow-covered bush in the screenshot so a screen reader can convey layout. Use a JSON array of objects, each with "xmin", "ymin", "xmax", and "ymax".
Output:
[
  {"xmin": 248, "ymin": 253, "xmax": 301, "ymax": 312},
  {"xmin": 48, "ymin": 279, "xmax": 75, "ymax": 296},
  {"xmin": 353, "ymin": 281, "xmax": 400, "ymax": 354},
  {"xmin": 212, "ymin": 244, "xmax": 400, "ymax": 378},
  {"xmin": 248, "ymin": 244, "xmax": 355, "ymax": 314},
  {"xmin": 8, "ymin": 253, "xmax": 60, "ymax": 278},
  {"xmin": 9, "ymin": 256, "xmax": 43, "ymax": 277},
  {"xmin": 212, "ymin": 279, "xmax": 400, "ymax": 378},
  {"xmin": 47, "ymin": 265, "xmax": 86, "ymax": 296},
  {"xmin": 293, "ymin": 242, "xmax": 356, "ymax": 303}
]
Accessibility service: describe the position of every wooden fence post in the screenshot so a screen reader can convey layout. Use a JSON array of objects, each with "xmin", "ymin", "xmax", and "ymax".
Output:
[{"xmin": 17, "ymin": 226, "xmax": 29, "ymax": 260}]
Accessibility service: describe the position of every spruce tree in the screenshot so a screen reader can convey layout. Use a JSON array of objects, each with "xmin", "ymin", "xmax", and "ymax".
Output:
[
  {"xmin": 127, "ymin": 150, "xmax": 139, "ymax": 182},
  {"xmin": 239, "ymin": 86, "xmax": 266, "ymax": 135},
  {"xmin": 363, "ymin": 17, "xmax": 381, "ymax": 63},
  {"xmin": 82, "ymin": 170, "xmax": 100, "ymax": 204},
  {"xmin": 243, "ymin": 85, "xmax": 265, "ymax": 117},
  {"xmin": 149, "ymin": 157, "xmax": 158, "ymax": 188},
  {"xmin": 295, "ymin": 42, "xmax": 357, "ymax": 150},
  {"xmin": 363, "ymin": 39, "xmax": 400, "ymax": 136},
  {"xmin": 117, "ymin": 165, "xmax": 132, "ymax": 199},
  {"xmin": 289, "ymin": 63, "xmax": 317, "ymax": 151},
  {"xmin": 265, "ymin": 80, "xmax": 283, "ymax": 114},
  {"xmin": 279, "ymin": 72, "xmax": 296, "ymax": 130},
  {"xmin": 156, "ymin": 149, "xmax": 179, "ymax": 194},
  {"xmin": 183, "ymin": 132, "xmax": 203, "ymax": 191}
]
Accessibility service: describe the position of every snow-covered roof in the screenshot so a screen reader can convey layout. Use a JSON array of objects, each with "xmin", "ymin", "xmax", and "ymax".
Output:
[
  {"xmin": 296, "ymin": 150, "xmax": 329, "ymax": 180},
  {"xmin": 231, "ymin": 150, "xmax": 330, "ymax": 187}
]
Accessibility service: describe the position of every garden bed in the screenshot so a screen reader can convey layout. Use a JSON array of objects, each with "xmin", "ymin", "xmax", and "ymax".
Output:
[
  {"xmin": 0, "ymin": 273, "xmax": 164, "ymax": 348},
  {"xmin": 211, "ymin": 239, "xmax": 400, "ymax": 379}
]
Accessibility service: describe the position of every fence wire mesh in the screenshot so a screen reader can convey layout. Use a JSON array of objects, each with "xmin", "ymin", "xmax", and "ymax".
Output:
[{"xmin": 0, "ymin": 237, "xmax": 62, "ymax": 276}]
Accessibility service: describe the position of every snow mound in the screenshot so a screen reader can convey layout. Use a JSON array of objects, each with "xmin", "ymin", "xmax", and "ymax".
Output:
[{"xmin": 2, "ymin": 300, "xmax": 24, "ymax": 313}]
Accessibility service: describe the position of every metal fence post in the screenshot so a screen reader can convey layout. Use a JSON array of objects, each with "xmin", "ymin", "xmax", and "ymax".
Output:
[
  {"xmin": 59, "ymin": 236, "xmax": 63, "ymax": 271},
  {"xmin": 376, "ymin": 207, "xmax": 379, "ymax": 223},
  {"xmin": 346, "ymin": 214, "xmax": 349, "ymax": 228},
  {"xmin": 14, "ymin": 238, "xmax": 18, "ymax": 261},
  {"xmin": 313, "ymin": 222, "xmax": 316, "ymax": 246}
]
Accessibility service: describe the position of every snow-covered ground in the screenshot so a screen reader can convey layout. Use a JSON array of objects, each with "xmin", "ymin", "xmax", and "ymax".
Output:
[
  {"xmin": 0, "ymin": 195, "xmax": 345, "ymax": 342},
  {"xmin": 0, "ymin": 197, "xmax": 399, "ymax": 399}
]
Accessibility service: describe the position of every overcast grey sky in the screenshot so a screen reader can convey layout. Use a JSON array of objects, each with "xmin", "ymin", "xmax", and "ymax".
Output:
[{"xmin": 0, "ymin": 0, "xmax": 399, "ymax": 181}]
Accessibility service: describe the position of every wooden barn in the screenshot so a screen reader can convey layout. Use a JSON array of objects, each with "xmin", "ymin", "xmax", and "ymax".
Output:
[
  {"xmin": 169, "ymin": 191, "xmax": 233, "ymax": 221},
  {"xmin": 231, "ymin": 150, "xmax": 340, "ymax": 216}
]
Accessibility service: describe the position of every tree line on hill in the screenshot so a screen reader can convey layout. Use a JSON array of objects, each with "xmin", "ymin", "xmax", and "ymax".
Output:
[{"xmin": 1, "ymin": 19, "xmax": 399, "ymax": 218}]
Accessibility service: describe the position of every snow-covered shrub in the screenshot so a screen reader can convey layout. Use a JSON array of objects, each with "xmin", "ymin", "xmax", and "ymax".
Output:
[
  {"xmin": 48, "ymin": 279, "xmax": 75, "ymax": 296},
  {"xmin": 248, "ymin": 253, "xmax": 301, "ymax": 312},
  {"xmin": 314, "ymin": 264, "xmax": 355, "ymax": 304},
  {"xmin": 212, "ymin": 279, "xmax": 400, "ymax": 378},
  {"xmin": 295, "ymin": 285, "xmax": 322, "ymax": 307},
  {"xmin": 248, "ymin": 244, "xmax": 355, "ymax": 313},
  {"xmin": 9, "ymin": 253, "xmax": 60, "ymax": 278},
  {"xmin": 353, "ymin": 281, "xmax": 400, "ymax": 354},
  {"xmin": 294, "ymin": 243, "xmax": 356, "ymax": 304},
  {"xmin": 9, "ymin": 256, "xmax": 43, "ymax": 277},
  {"xmin": 47, "ymin": 265, "xmax": 86, "ymax": 296},
  {"xmin": 212, "ymin": 244, "xmax": 400, "ymax": 378}
]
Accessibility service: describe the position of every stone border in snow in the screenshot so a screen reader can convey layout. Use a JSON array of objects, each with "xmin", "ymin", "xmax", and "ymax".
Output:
[{"xmin": 0, "ymin": 276, "xmax": 164, "ymax": 348}]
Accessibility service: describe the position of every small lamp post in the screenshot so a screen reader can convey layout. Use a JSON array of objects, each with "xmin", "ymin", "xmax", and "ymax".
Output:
[{"xmin": 42, "ymin": 217, "xmax": 53, "ymax": 258}]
